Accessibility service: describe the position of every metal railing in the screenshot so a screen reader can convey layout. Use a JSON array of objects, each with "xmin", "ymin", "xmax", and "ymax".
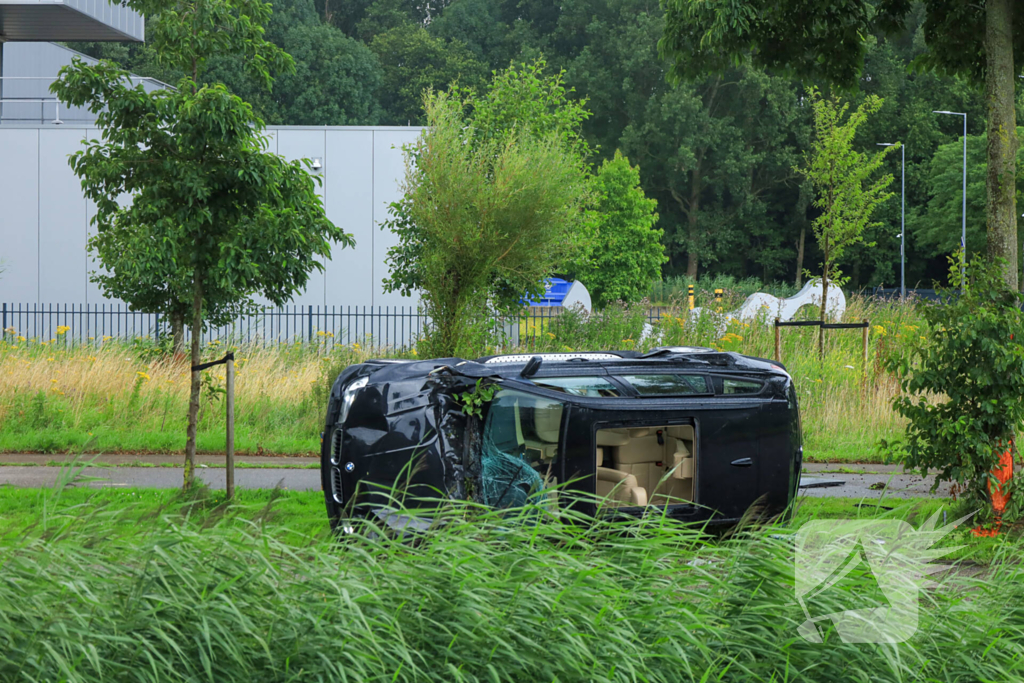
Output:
[
  {"xmin": 1, "ymin": 303, "xmax": 674, "ymax": 351},
  {"xmin": 0, "ymin": 76, "xmax": 172, "ymax": 124}
]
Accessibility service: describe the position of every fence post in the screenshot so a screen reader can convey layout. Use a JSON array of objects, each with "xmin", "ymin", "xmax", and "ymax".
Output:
[
  {"xmin": 774, "ymin": 318, "xmax": 781, "ymax": 363},
  {"xmin": 225, "ymin": 351, "xmax": 235, "ymax": 500},
  {"xmin": 2, "ymin": 302, "xmax": 6, "ymax": 333},
  {"xmin": 714, "ymin": 288, "xmax": 723, "ymax": 311},
  {"xmin": 687, "ymin": 285, "xmax": 694, "ymax": 311},
  {"xmin": 307, "ymin": 306, "xmax": 313, "ymax": 343}
]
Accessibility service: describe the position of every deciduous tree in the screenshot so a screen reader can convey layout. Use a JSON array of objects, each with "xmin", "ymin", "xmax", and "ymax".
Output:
[
  {"xmin": 660, "ymin": 0, "xmax": 1024, "ymax": 289},
  {"xmin": 382, "ymin": 89, "xmax": 590, "ymax": 357},
  {"xmin": 51, "ymin": 0, "xmax": 353, "ymax": 489},
  {"xmin": 797, "ymin": 89, "xmax": 896, "ymax": 354}
]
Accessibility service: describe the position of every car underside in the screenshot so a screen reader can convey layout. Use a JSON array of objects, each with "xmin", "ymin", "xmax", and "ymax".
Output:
[{"xmin": 321, "ymin": 347, "xmax": 803, "ymax": 529}]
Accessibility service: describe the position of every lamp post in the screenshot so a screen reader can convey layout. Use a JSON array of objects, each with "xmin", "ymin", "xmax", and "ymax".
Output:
[
  {"xmin": 878, "ymin": 142, "xmax": 905, "ymax": 301},
  {"xmin": 934, "ymin": 110, "xmax": 967, "ymax": 286}
]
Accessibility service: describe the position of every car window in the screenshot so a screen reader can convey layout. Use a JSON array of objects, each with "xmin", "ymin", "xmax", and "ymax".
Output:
[
  {"xmin": 481, "ymin": 389, "xmax": 564, "ymax": 508},
  {"xmin": 619, "ymin": 374, "xmax": 710, "ymax": 395},
  {"xmin": 530, "ymin": 377, "xmax": 621, "ymax": 397},
  {"xmin": 721, "ymin": 378, "xmax": 764, "ymax": 395}
]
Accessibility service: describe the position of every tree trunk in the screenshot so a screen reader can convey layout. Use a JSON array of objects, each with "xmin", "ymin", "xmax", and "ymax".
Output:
[
  {"xmin": 686, "ymin": 166, "xmax": 701, "ymax": 279},
  {"xmin": 985, "ymin": 0, "xmax": 1019, "ymax": 290},
  {"xmin": 183, "ymin": 276, "xmax": 203, "ymax": 490},
  {"xmin": 171, "ymin": 310, "xmax": 185, "ymax": 357},
  {"xmin": 795, "ymin": 226, "xmax": 806, "ymax": 288}
]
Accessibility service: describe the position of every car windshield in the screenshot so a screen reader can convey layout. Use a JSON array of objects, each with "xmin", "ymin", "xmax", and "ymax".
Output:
[
  {"xmin": 619, "ymin": 374, "xmax": 710, "ymax": 396},
  {"xmin": 480, "ymin": 389, "xmax": 565, "ymax": 509},
  {"xmin": 530, "ymin": 376, "xmax": 621, "ymax": 397}
]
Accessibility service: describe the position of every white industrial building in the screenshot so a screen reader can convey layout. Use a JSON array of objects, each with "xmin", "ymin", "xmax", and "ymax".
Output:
[{"xmin": 1, "ymin": 7, "xmax": 422, "ymax": 334}]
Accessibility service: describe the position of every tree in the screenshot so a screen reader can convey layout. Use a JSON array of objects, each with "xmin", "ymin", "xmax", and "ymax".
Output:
[
  {"xmin": 660, "ymin": 0, "xmax": 1024, "ymax": 290},
  {"xmin": 797, "ymin": 89, "xmax": 896, "ymax": 354},
  {"xmin": 912, "ymin": 129, "xmax": 1024, "ymax": 283},
  {"xmin": 51, "ymin": 0, "xmax": 353, "ymax": 489},
  {"xmin": 369, "ymin": 23, "xmax": 487, "ymax": 125},
  {"xmin": 884, "ymin": 255, "xmax": 1024, "ymax": 531},
  {"xmin": 382, "ymin": 89, "xmax": 591, "ymax": 357},
  {"xmin": 570, "ymin": 151, "xmax": 664, "ymax": 307}
]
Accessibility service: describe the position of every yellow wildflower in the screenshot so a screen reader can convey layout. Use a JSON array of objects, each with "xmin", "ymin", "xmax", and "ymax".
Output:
[
  {"xmin": 873, "ymin": 325, "xmax": 886, "ymax": 336},
  {"xmin": 56, "ymin": 325, "xmax": 70, "ymax": 335},
  {"xmin": 317, "ymin": 330, "xmax": 327, "ymax": 337},
  {"xmin": 136, "ymin": 371, "xmax": 150, "ymax": 381},
  {"xmin": 17, "ymin": 336, "xmax": 25, "ymax": 342},
  {"xmin": 3, "ymin": 327, "xmax": 15, "ymax": 334},
  {"xmin": 47, "ymin": 357, "xmax": 54, "ymax": 361}
]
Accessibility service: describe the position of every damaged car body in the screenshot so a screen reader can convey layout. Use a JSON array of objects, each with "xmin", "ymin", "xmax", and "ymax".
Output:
[{"xmin": 320, "ymin": 348, "xmax": 803, "ymax": 529}]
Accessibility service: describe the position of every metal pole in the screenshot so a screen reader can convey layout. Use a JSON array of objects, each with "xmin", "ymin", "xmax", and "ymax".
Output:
[
  {"xmin": 900, "ymin": 144, "xmax": 906, "ymax": 302},
  {"xmin": 225, "ymin": 352, "xmax": 235, "ymax": 500},
  {"xmin": 961, "ymin": 113, "xmax": 967, "ymax": 288}
]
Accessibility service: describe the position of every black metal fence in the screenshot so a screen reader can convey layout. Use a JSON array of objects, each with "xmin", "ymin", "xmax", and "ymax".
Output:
[{"xmin": 2, "ymin": 303, "xmax": 673, "ymax": 350}]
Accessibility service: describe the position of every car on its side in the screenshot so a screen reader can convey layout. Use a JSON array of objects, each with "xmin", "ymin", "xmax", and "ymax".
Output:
[{"xmin": 321, "ymin": 347, "xmax": 802, "ymax": 529}]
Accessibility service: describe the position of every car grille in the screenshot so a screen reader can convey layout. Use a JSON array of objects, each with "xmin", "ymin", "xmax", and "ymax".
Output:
[
  {"xmin": 331, "ymin": 466, "xmax": 344, "ymax": 504},
  {"xmin": 330, "ymin": 428, "xmax": 343, "ymax": 465}
]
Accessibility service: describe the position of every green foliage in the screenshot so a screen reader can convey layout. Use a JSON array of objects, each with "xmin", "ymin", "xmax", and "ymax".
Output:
[
  {"xmin": 658, "ymin": 0, "xmax": 1024, "ymax": 90},
  {"xmin": 883, "ymin": 256, "xmax": 1024, "ymax": 524},
  {"xmin": 382, "ymin": 64, "xmax": 593, "ymax": 357},
  {"xmin": 369, "ymin": 24, "xmax": 488, "ymax": 125},
  {"xmin": 912, "ymin": 128, "xmax": 1024, "ymax": 261},
  {"xmin": 568, "ymin": 151, "xmax": 664, "ymax": 306},
  {"xmin": 798, "ymin": 89, "xmax": 896, "ymax": 347},
  {"xmin": 52, "ymin": 61, "xmax": 352, "ymax": 328},
  {"xmin": 128, "ymin": 0, "xmax": 293, "ymax": 86},
  {"xmin": 456, "ymin": 379, "xmax": 498, "ymax": 419}
]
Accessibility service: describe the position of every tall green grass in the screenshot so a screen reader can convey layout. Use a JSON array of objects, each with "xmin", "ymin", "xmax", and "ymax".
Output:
[{"xmin": 1, "ymin": 470, "xmax": 1022, "ymax": 681}]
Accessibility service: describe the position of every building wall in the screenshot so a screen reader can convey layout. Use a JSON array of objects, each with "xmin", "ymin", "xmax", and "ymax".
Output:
[{"xmin": 0, "ymin": 124, "xmax": 422, "ymax": 309}]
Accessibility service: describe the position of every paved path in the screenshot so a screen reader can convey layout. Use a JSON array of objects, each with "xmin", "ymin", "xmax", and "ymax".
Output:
[
  {"xmin": 0, "ymin": 457, "xmax": 948, "ymax": 499},
  {"xmin": 0, "ymin": 465, "xmax": 321, "ymax": 490}
]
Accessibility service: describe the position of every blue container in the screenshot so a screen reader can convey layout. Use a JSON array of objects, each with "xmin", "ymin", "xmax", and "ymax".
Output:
[{"xmin": 525, "ymin": 278, "xmax": 573, "ymax": 307}]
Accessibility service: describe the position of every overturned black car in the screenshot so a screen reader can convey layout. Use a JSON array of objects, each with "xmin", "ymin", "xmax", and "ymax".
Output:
[{"xmin": 321, "ymin": 347, "xmax": 802, "ymax": 528}]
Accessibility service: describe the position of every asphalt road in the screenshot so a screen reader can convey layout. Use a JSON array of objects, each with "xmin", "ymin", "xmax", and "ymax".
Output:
[{"xmin": 0, "ymin": 458, "xmax": 947, "ymax": 499}]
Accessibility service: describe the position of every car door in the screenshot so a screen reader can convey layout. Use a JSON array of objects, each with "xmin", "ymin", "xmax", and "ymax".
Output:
[{"xmin": 695, "ymin": 400, "xmax": 764, "ymax": 520}]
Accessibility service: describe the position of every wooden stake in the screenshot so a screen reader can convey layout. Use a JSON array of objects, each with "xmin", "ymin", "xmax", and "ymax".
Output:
[
  {"xmin": 862, "ymin": 319, "xmax": 869, "ymax": 372},
  {"xmin": 774, "ymin": 319, "xmax": 781, "ymax": 363},
  {"xmin": 225, "ymin": 352, "xmax": 235, "ymax": 499}
]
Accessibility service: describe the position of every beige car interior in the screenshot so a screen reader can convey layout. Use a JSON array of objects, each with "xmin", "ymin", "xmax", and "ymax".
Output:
[{"xmin": 596, "ymin": 425, "xmax": 695, "ymax": 507}]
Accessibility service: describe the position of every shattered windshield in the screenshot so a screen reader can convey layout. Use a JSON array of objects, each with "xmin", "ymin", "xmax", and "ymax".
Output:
[{"xmin": 481, "ymin": 389, "xmax": 564, "ymax": 508}]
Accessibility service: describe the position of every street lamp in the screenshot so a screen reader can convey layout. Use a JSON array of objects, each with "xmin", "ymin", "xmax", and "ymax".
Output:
[
  {"xmin": 934, "ymin": 110, "xmax": 967, "ymax": 286},
  {"xmin": 878, "ymin": 142, "xmax": 905, "ymax": 301}
]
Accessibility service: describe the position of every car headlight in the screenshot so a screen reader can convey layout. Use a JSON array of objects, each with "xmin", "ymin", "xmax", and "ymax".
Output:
[{"xmin": 340, "ymin": 376, "xmax": 368, "ymax": 426}]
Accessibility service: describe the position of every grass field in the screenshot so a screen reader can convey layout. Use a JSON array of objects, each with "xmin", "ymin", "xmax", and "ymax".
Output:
[
  {"xmin": 1, "ymin": 293, "xmax": 925, "ymax": 463},
  {"xmin": 0, "ymin": 474, "xmax": 1021, "ymax": 682}
]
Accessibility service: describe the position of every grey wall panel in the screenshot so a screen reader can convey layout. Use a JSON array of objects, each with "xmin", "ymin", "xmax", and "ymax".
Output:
[
  {"xmin": 372, "ymin": 129, "xmax": 421, "ymax": 308},
  {"xmin": 269, "ymin": 128, "xmax": 326, "ymax": 307},
  {"xmin": 324, "ymin": 130, "xmax": 373, "ymax": 309},
  {"xmin": 38, "ymin": 127, "xmax": 87, "ymax": 303},
  {"xmin": 0, "ymin": 128, "xmax": 40, "ymax": 305},
  {"xmin": 1, "ymin": 124, "xmax": 424, "ymax": 314}
]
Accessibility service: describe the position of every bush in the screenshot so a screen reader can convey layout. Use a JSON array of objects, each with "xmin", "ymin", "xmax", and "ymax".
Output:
[{"xmin": 883, "ymin": 256, "xmax": 1024, "ymax": 528}]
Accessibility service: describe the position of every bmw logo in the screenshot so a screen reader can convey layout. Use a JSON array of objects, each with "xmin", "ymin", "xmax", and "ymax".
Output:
[{"xmin": 344, "ymin": 462, "xmax": 355, "ymax": 473}]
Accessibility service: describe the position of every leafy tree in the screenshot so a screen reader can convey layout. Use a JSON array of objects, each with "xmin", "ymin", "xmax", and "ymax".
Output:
[
  {"xmin": 572, "ymin": 151, "xmax": 665, "ymax": 307},
  {"xmin": 660, "ymin": 0, "xmax": 1024, "ymax": 290},
  {"xmin": 883, "ymin": 255, "xmax": 1024, "ymax": 530},
  {"xmin": 912, "ymin": 129, "xmax": 1024, "ymax": 281},
  {"xmin": 797, "ymin": 89, "xmax": 896, "ymax": 354},
  {"xmin": 382, "ymin": 89, "xmax": 591, "ymax": 357},
  {"xmin": 51, "ymin": 0, "xmax": 353, "ymax": 489},
  {"xmin": 369, "ymin": 23, "xmax": 487, "ymax": 125}
]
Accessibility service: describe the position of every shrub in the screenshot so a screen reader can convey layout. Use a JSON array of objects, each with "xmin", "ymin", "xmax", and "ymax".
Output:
[{"xmin": 882, "ymin": 256, "xmax": 1024, "ymax": 528}]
